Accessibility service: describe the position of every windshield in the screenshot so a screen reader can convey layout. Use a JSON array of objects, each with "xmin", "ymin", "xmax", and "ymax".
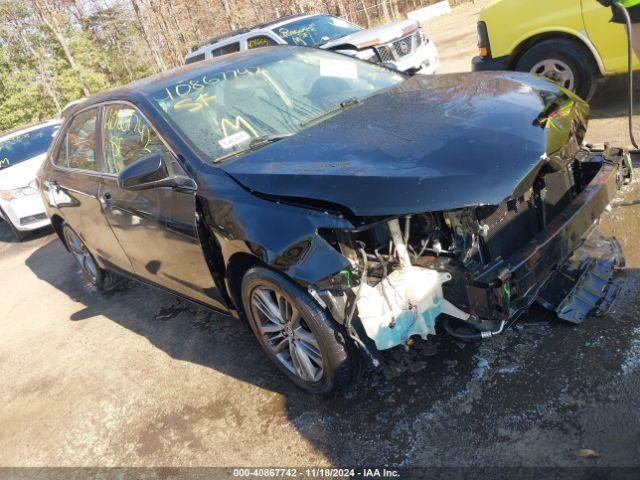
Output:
[
  {"xmin": 0, "ymin": 124, "xmax": 58, "ymax": 171},
  {"xmin": 272, "ymin": 15, "xmax": 361, "ymax": 46},
  {"xmin": 150, "ymin": 48, "xmax": 405, "ymax": 163}
]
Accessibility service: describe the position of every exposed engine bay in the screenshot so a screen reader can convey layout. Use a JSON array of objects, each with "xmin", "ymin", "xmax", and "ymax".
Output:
[{"xmin": 314, "ymin": 146, "xmax": 631, "ymax": 358}]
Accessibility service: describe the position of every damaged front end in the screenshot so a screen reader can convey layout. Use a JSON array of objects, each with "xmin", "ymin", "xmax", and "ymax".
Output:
[
  {"xmin": 220, "ymin": 72, "xmax": 632, "ymax": 361},
  {"xmin": 313, "ymin": 146, "xmax": 630, "ymax": 357}
]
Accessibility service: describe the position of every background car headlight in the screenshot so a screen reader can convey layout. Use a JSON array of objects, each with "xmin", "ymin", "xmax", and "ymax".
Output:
[{"xmin": 0, "ymin": 184, "xmax": 39, "ymax": 201}]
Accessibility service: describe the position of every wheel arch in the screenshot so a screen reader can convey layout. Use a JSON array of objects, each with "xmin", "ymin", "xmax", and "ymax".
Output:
[
  {"xmin": 510, "ymin": 30, "xmax": 604, "ymax": 76},
  {"xmin": 225, "ymin": 251, "xmax": 269, "ymax": 316},
  {"xmin": 50, "ymin": 214, "xmax": 68, "ymax": 250}
]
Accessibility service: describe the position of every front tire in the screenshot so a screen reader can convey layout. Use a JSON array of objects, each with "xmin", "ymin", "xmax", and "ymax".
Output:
[
  {"xmin": 515, "ymin": 39, "xmax": 597, "ymax": 100},
  {"xmin": 0, "ymin": 208, "xmax": 28, "ymax": 241},
  {"xmin": 7, "ymin": 221, "xmax": 28, "ymax": 241},
  {"xmin": 241, "ymin": 267, "xmax": 358, "ymax": 395}
]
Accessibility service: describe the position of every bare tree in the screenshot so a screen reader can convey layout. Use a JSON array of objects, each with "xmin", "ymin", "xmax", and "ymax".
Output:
[
  {"xmin": 359, "ymin": 0, "xmax": 372, "ymax": 28},
  {"xmin": 0, "ymin": 2, "xmax": 62, "ymax": 110},
  {"xmin": 220, "ymin": 0, "xmax": 236, "ymax": 30},
  {"xmin": 130, "ymin": 0, "xmax": 167, "ymax": 71},
  {"xmin": 31, "ymin": 0, "xmax": 91, "ymax": 96}
]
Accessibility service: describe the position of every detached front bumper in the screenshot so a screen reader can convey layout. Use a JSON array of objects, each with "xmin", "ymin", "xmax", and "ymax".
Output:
[{"xmin": 468, "ymin": 153, "xmax": 623, "ymax": 324}]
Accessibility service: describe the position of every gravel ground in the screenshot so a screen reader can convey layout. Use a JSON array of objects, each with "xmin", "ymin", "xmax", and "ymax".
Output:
[{"xmin": 1, "ymin": 0, "xmax": 639, "ymax": 472}]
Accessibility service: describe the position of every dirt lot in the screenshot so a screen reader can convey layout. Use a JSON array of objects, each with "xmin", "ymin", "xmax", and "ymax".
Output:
[{"xmin": 1, "ymin": 1, "xmax": 640, "ymax": 470}]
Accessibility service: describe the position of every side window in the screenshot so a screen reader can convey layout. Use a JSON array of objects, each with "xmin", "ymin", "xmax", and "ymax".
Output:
[
  {"xmin": 210, "ymin": 42, "xmax": 240, "ymax": 57},
  {"xmin": 55, "ymin": 108, "xmax": 99, "ymax": 171},
  {"xmin": 102, "ymin": 105, "xmax": 174, "ymax": 175},
  {"xmin": 247, "ymin": 35, "xmax": 278, "ymax": 49}
]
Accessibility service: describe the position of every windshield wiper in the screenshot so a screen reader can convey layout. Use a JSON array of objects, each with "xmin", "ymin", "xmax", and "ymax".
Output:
[
  {"xmin": 300, "ymin": 97, "xmax": 361, "ymax": 128},
  {"xmin": 213, "ymin": 133, "xmax": 293, "ymax": 163},
  {"xmin": 247, "ymin": 133, "xmax": 294, "ymax": 149}
]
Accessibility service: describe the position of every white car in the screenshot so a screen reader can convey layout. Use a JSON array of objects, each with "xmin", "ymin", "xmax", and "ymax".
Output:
[
  {"xmin": 185, "ymin": 13, "xmax": 439, "ymax": 75},
  {"xmin": 0, "ymin": 120, "xmax": 61, "ymax": 240}
]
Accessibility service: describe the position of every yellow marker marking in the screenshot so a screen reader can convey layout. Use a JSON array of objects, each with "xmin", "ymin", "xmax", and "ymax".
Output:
[
  {"xmin": 221, "ymin": 116, "xmax": 258, "ymax": 138},
  {"xmin": 173, "ymin": 92, "xmax": 216, "ymax": 113}
]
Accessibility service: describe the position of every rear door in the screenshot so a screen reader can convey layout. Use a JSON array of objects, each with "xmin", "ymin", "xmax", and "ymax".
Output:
[
  {"xmin": 582, "ymin": 0, "xmax": 640, "ymax": 73},
  {"xmin": 98, "ymin": 102, "xmax": 226, "ymax": 309},
  {"xmin": 49, "ymin": 107, "xmax": 131, "ymax": 272}
]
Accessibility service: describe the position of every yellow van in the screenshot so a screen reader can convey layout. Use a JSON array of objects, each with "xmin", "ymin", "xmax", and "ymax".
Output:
[{"xmin": 472, "ymin": 0, "xmax": 640, "ymax": 98}]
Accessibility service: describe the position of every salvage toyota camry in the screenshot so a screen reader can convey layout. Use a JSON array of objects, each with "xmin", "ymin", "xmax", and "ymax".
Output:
[{"xmin": 38, "ymin": 46, "xmax": 629, "ymax": 395}]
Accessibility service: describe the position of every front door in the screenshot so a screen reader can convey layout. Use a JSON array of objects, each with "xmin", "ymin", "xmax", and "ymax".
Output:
[
  {"xmin": 48, "ymin": 107, "xmax": 131, "ymax": 272},
  {"xmin": 98, "ymin": 103, "xmax": 226, "ymax": 309},
  {"xmin": 582, "ymin": 0, "xmax": 640, "ymax": 73}
]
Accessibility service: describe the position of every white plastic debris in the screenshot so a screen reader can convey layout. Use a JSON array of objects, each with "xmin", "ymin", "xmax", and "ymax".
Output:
[{"xmin": 355, "ymin": 218, "xmax": 465, "ymax": 350}]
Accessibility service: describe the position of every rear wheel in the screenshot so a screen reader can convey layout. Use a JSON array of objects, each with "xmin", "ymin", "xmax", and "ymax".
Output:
[
  {"xmin": 516, "ymin": 39, "xmax": 597, "ymax": 100},
  {"xmin": 62, "ymin": 223, "xmax": 120, "ymax": 291},
  {"xmin": 241, "ymin": 267, "xmax": 358, "ymax": 395}
]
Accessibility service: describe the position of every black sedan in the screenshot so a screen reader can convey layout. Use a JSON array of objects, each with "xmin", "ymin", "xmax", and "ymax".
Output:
[{"xmin": 38, "ymin": 46, "xmax": 628, "ymax": 395}]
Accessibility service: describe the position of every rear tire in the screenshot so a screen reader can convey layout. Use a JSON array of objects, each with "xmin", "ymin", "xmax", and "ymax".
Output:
[
  {"xmin": 241, "ymin": 266, "xmax": 359, "ymax": 395},
  {"xmin": 62, "ymin": 223, "xmax": 121, "ymax": 292},
  {"xmin": 516, "ymin": 39, "xmax": 597, "ymax": 100}
]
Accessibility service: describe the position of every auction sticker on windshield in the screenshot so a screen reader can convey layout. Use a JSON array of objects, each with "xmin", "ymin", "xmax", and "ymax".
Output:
[
  {"xmin": 320, "ymin": 58, "xmax": 358, "ymax": 79},
  {"xmin": 218, "ymin": 130, "xmax": 251, "ymax": 149}
]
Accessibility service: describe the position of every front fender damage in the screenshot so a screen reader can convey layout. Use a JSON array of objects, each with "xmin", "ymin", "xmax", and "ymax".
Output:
[
  {"xmin": 306, "ymin": 148, "xmax": 629, "ymax": 363},
  {"xmin": 203, "ymin": 147, "xmax": 628, "ymax": 366}
]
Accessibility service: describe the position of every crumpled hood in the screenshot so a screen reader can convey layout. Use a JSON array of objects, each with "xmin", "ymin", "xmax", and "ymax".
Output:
[
  {"xmin": 321, "ymin": 19, "xmax": 419, "ymax": 50},
  {"xmin": 222, "ymin": 72, "xmax": 589, "ymax": 217},
  {"xmin": 0, "ymin": 154, "xmax": 45, "ymax": 190}
]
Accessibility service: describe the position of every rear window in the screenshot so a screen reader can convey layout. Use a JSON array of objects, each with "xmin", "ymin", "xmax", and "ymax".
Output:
[{"xmin": 0, "ymin": 124, "xmax": 58, "ymax": 171}]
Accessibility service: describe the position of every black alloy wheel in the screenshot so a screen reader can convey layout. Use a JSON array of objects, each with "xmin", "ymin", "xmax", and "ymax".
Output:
[
  {"xmin": 62, "ymin": 223, "xmax": 112, "ymax": 290},
  {"xmin": 241, "ymin": 266, "xmax": 359, "ymax": 395}
]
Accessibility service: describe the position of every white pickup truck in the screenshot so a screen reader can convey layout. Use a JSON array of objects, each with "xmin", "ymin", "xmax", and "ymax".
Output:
[{"xmin": 185, "ymin": 13, "xmax": 439, "ymax": 75}]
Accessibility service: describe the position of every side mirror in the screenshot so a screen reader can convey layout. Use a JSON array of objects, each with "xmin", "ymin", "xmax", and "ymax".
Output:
[{"xmin": 118, "ymin": 153, "xmax": 169, "ymax": 190}]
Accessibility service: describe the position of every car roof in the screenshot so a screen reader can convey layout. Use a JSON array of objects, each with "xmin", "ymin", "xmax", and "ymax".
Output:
[
  {"xmin": 78, "ymin": 46, "xmax": 306, "ymax": 108},
  {"xmin": 0, "ymin": 119, "xmax": 62, "ymax": 142},
  {"xmin": 189, "ymin": 13, "xmax": 317, "ymax": 53},
  {"xmin": 259, "ymin": 13, "xmax": 315, "ymax": 30}
]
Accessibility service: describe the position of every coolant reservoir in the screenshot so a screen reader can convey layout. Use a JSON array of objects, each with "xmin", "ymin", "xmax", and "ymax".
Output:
[{"xmin": 356, "ymin": 266, "xmax": 451, "ymax": 350}]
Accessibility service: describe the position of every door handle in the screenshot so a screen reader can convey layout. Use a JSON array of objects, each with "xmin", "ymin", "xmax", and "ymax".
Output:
[{"xmin": 101, "ymin": 191, "xmax": 113, "ymax": 207}]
